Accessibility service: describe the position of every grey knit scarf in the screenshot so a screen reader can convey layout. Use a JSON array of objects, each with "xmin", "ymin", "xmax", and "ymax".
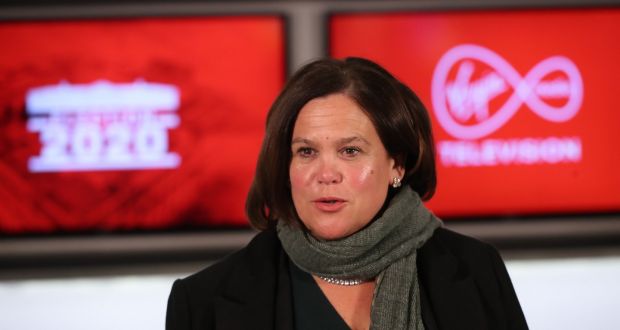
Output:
[{"xmin": 277, "ymin": 186, "xmax": 442, "ymax": 330}]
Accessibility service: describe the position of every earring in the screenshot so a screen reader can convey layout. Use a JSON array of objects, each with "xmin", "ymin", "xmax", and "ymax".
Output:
[{"xmin": 392, "ymin": 177, "xmax": 402, "ymax": 188}]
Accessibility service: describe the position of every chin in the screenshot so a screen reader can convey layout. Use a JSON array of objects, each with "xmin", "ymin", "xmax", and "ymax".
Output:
[{"xmin": 308, "ymin": 224, "xmax": 356, "ymax": 241}]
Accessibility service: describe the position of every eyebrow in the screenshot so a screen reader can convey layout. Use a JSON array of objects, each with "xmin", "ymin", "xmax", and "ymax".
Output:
[{"xmin": 291, "ymin": 136, "xmax": 371, "ymax": 146}]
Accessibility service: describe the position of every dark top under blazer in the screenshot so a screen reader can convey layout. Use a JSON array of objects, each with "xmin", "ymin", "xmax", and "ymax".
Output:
[{"xmin": 166, "ymin": 227, "xmax": 528, "ymax": 330}]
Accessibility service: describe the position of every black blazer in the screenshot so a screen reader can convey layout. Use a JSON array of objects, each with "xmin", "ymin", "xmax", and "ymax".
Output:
[{"xmin": 166, "ymin": 227, "xmax": 528, "ymax": 330}]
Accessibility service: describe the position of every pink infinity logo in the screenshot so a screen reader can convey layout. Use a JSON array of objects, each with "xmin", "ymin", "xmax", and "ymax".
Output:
[{"xmin": 431, "ymin": 44, "xmax": 583, "ymax": 140}]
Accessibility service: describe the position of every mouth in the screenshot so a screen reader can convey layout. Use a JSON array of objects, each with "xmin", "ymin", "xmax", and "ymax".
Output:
[
  {"xmin": 312, "ymin": 197, "xmax": 347, "ymax": 212},
  {"xmin": 314, "ymin": 197, "xmax": 346, "ymax": 203}
]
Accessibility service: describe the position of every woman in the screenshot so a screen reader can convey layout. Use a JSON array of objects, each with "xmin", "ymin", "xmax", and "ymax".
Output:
[{"xmin": 166, "ymin": 57, "xmax": 528, "ymax": 330}]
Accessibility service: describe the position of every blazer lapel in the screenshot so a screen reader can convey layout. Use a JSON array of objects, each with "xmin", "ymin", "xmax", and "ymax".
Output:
[
  {"xmin": 418, "ymin": 232, "xmax": 489, "ymax": 330},
  {"xmin": 213, "ymin": 296, "xmax": 245, "ymax": 330},
  {"xmin": 213, "ymin": 230, "xmax": 294, "ymax": 330},
  {"xmin": 212, "ymin": 258, "xmax": 264, "ymax": 330},
  {"xmin": 274, "ymin": 252, "xmax": 294, "ymax": 330}
]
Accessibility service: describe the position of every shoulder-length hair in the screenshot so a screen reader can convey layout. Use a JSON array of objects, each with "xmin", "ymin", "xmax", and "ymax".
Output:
[{"xmin": 246, "ymin": 57, "xmax": 436, "ymax": 230}]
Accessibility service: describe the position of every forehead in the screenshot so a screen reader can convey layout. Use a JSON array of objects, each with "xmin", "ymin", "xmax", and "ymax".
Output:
[{"xmin": 292, "ymin": 93, "xmax": 377, "ymax": 137}]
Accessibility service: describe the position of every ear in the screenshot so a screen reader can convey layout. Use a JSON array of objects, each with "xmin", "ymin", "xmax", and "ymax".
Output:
[
  {"xmin": 392, "ymin": 164, "xmax": 405, "ymax": 180},
  {"xmin": 389, "ymin": 157, "xmax": 405, "ymax": 181}
]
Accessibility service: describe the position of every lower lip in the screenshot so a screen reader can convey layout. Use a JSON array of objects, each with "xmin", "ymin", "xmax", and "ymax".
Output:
[{"xmin": 313, "ymin": 201, "xmax": 346, "ymax": 212}]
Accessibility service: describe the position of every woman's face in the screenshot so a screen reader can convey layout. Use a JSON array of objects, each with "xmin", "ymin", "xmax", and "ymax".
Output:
[{"xmin": 289, "ymin": 93, "xmax": 403, "ymax": 240}]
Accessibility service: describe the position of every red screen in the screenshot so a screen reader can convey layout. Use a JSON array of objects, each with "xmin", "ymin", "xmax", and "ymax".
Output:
[
  {"xmin": 331, "ymin": 8, "xmax": 620, "ymax": 218},
  {"xmin": 0, "ymin": 16, "xmax": 285, "ymax": 233}
]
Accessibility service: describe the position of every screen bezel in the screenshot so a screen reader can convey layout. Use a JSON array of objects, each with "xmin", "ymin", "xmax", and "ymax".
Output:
[
  {"xmin": 0, "ymin": 7, "xmax": 290, "ymax": 238},
  {"xmin": 326, "ymin": 4, "xmax": 620, "ymax": 220}
]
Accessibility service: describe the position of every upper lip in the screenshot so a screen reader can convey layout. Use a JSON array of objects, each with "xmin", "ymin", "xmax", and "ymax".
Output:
[{"xmin": 313, "ymin": 197, "xmax": 346, "ymax": 203}]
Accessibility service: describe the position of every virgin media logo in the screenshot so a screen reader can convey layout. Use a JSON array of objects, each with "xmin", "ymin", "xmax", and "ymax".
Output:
[
  {"xmin": 431, "ymin": 44, "xmax": 584, "ymax": 167},
  {"xmin": 432, "ymin": 44, "xmax": 583, "ymax": 139}
]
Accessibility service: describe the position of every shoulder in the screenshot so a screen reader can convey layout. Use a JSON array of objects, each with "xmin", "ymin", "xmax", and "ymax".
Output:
[
  {"xmin": 418, "ymin": 226, "xmax": 514, "ymax": 304},
  {"xmin": 419, "ymin": 227, "xmax": 529, "ymax": 329},
  {"xmin": 180, "ymin": 228, "xmax": 282, "ymax": 292},
  {"xmin": 428, "ymin": 226, "xmax": 492, "ymax": 249},
  {"xmin": 419, "ymin": 226, "xmax": 510, "ymax": 283},
  {"xmin": 166, "ymin": 228, "xmax": 283, "ymax": 329},
  {"xmin": 421, "ymin": 226, "xmax": 502, "ymax": 263}
]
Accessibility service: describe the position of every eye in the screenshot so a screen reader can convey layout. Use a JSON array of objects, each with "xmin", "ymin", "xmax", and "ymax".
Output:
[
  {"xmin": 341, "ymin": 146, "xmax": 361, "ymax": 157},
  {"xmin": 295, "ymin": 147, "xmax": 316, "ymax": 158}
]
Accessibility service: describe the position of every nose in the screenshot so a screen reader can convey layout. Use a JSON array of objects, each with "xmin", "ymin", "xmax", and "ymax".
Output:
[{"xmin": 316, "ymin": 157, "xmax": 343, "ymax": 185}]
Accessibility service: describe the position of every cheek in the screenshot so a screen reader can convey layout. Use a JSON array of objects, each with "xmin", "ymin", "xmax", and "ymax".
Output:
[
  {"xmin": 289, "ymin": 163, "xmax": 310, "ymax": 193},
  {"xmin": 347, "ymin": 165, "xmax": 380, "ymax": 189}
]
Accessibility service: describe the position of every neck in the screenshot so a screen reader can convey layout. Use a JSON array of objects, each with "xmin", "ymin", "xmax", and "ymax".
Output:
[{"xmin": 313, "ymin": 274, "xmax": 375, "ymax": 330}]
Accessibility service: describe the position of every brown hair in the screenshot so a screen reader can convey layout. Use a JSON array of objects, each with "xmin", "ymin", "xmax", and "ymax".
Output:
[{"xmin": 246, "ymin": 57, "xmax": 436, "ymax": 230}]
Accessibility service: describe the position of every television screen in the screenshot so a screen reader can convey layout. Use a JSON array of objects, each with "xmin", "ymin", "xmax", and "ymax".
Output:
[
  {"xmin": 330, "ymin": 8, "xmax": 620, "ymax": 218},
  {"xmin": 0, "ymin": 16, "xmax": 285, "ymax": 234}
]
